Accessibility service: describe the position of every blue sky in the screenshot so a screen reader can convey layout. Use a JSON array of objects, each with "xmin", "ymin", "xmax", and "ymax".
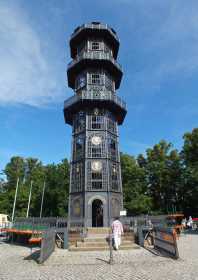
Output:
[{"xmin": 0, "ymin": 0, "xmax": 198, "ymax": 172}]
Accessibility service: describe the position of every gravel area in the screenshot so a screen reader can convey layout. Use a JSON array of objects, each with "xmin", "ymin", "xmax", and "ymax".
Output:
[{"xmin": 0, "ymin": 234, "xmax": 197, "ymax": 280}]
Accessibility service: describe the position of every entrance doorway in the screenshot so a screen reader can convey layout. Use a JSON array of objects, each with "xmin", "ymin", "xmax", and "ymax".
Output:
[{"xmin": 92, "ymin": 199, "xmax": 103, "ymax": 227}]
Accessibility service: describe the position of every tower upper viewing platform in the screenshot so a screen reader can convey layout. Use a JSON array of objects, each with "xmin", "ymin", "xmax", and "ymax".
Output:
[
  {"xmin": 67, "ymin": 22, "xmax": 123, "ymax": 90},
  {"xmin": 70, "ymin": 22, "xmax": 120, "ymax": 59}
]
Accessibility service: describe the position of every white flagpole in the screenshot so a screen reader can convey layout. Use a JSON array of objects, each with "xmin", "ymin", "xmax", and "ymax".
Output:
[
  {"xmin": 26, "ymin": 180, "xmax": 33, "ymax": 218},
  {"xmin": 40, "ymin": 181, "xmax": 46, "ymax": 218},
  {"xmin": 11, "ymin": 177, "xmax": 19, "ymax": 223}
]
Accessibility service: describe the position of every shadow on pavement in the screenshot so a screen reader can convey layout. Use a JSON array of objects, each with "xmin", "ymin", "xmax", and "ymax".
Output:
[{"xmin": 24, "ymin": 249, "xmax": 41, "ymax": 263}]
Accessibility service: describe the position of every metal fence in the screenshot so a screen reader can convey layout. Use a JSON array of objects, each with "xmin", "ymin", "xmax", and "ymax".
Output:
[
  {"xmin": 120, "ymin": 215, "xmax": 167, "ymax": 230},
  {"xmin": 13, "ymin": 217, "xmax": 67, "ymax": 231}
]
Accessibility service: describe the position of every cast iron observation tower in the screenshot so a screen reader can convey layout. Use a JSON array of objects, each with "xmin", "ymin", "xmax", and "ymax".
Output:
[{"xmin": 64, "ymin": 22, "xmax": 127, "ymax": 228}]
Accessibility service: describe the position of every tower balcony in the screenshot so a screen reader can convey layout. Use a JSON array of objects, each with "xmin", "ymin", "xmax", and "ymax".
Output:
[
  {"xmin": 67, "ymin": 52, "xmax": 123, "ymax": 90},
  {"xmin": 70, "ymin": 22, "xmax": 119, "ymax": 59},
  {"xmin": 64, "ymin": 90, "xmax": 127, "ymax": 125}
]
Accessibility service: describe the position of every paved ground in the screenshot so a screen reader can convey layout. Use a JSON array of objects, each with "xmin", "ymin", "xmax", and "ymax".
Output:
[{"xmin": 0, "ymin": 234, "xmax": 198, "ymax": 280}]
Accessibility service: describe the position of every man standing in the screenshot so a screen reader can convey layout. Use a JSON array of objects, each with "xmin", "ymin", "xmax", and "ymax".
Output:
[{"xmin": 111, "ymin": 217, "xmax": 124, "ymax": 250}]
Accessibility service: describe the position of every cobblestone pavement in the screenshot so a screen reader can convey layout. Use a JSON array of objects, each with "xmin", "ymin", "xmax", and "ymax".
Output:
[{"xmin": 0, "ymin": 234, "xmax": 198, "ymax": 280}]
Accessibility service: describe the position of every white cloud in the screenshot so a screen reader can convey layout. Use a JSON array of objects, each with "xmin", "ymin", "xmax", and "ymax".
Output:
[{"xmin": 0, "ymin": 2, "xmax": 63, "ymax": 107}]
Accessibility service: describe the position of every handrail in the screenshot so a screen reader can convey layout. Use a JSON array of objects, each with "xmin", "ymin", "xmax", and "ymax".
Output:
[
  {"xmin": 71, "ymin": 23, "xmax": 119, "ymax": 42},
  {"xmin": 64, "ymin": 90, "xmax": 126, "ymax": 110},
  {"xmin": 68, "ymin": 51, "xmax": 122, "ymax": 71}
]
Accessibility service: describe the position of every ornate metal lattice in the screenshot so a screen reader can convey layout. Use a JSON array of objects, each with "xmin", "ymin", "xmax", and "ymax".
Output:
[
  {"xmin": 70, "ymin": 162, "xmax": 84, "ymax": 192},
  {"xmin": 87, "ymin": 132, "xmax": 106, "ymax": 158},
  {"xmin": 107, "ymin": 133, "xmax": 119, "ymax": 161},
  {"xmin": 73, "ymin": 111, "xmax": 86, "ymax": 134},
  {"xmin": 109, "ymin": 162, "xmax": 120, "ymax": 191},
  {"xmin": 72, "ymin": 133, "xmax": 85, "ymax": 161},
  {"xmin": 86, "ymin": 160, "xmax": 108, "ymax": 191}
]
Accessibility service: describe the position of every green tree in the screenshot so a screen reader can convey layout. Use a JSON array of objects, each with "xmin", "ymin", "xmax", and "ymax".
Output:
[
  {"xmin": 121, "ymin": 153, "xmax": 152, "ymax": 215},
  {"xmin": 141, "ymin": 140, "xmax": 183, "ymax": 214},
  {"xmin": 40, "ymin": 159, "xmax": 69, "ymax": 217},
  {"xmin": 181, "ymin": 128, "xmax": 198, "ymax": 215},
  {"xmin": 0, "ymin": 156, "xmax": 70, "ymax": 218}
]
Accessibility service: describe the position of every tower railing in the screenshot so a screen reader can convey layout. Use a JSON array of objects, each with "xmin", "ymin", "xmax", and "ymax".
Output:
[
  {"xmin": 64, "ymin": 90, "xmax": 126, "ymax": 110},
  {"xmin": 71, "ymin": 23, "xmax": 119, "ymax": 42},
  {"xmin": 67, "ymin": 51, "xmax": 122, "ymax": 72}
]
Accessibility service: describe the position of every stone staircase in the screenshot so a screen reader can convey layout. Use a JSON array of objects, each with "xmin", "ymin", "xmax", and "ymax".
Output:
[{"xmin": 69, "ymin": 227, "xmax": 139, "ymax": 251}]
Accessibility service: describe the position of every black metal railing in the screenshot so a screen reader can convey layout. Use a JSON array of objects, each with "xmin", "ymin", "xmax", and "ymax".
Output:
[
  {"xmin": 64, "ymin": 90, "xmax": 126, "ymax": 110},
  {"xmin": 71, "ymin": 23, "xmax": 119, "ymax": 42},
  {"xmin": 68, "ymin": 51, "xmax": 122, "ymax": 72}
]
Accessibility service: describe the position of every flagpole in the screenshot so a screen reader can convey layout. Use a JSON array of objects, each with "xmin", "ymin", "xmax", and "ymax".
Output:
[
  {"xmin": 26, "ymin": 180, "xmax": 33, "ymax": 218},
  {"xmin": 40, "ymin": 181, "xmax": 46, "ymax": 218},
  {"xmin": 11, "ymin": 177, "xmax": 19, "ymax": 223}
]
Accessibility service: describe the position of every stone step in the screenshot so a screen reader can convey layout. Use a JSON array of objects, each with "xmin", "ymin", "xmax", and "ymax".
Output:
[
  {"xmin": 86, "ymin": 234, "xmax": 109, "ymax": 239},
  {"xmin": 69, "ymin": 244, "xmax": 140, "ymax": 252},
  {"xmin": 83, "ymin": 236, "xmax": 134, "ymax": 242},
  {"xmin": 86, "ymin": 227, "xmax": 110, "ymax": 235},
  {"xmin": 76, "ymin": 241, "xmax": 133, "ymax": 247},
  {"xmin": 77, "ymin": 238, "xmax": 133, "ymax": 244}
]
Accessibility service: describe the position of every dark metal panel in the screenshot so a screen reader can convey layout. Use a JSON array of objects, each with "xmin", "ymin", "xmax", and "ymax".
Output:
[
  {"xmin": 153, "ymin": 227, "xmax": 179, "ymax": 259},
  {"xmin": 38, "ymin": 229, "xmax": 55, "ymax": 264}
]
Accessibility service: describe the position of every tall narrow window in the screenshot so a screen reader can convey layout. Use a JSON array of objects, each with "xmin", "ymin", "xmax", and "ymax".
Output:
[
  {"xmin": 111, "ymin": 164, "xmax": 119, "ymax": 191},
  {"xmin": 91, "ymin": 74, "xmax": 101, "ymax": 85},
  {"xmin": 73, "ymin": 112, "xmax": 85, "ymax": 133},
  {"xmin": 74, "ymin": 136, "xmax": 84, "ymax": 160},
  {"xmin": 92, "ymin": 116, "xmax": 103, "ymax": 129},
  {"xmin": 92, "ymin": 147, "xmax": 102, "ymax": 157}
]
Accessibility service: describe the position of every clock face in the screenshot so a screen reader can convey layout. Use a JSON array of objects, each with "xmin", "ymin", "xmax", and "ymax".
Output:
[
  {"xmin": 91, "ymin": 161, "xmax": 102, "ymax": 172},
  {"xmin": 91, "ymin": 136, "xmax": 102, "ymax": 145}
]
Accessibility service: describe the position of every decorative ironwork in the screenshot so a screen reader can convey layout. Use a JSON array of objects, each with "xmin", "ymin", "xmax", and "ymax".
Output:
[
  {"xmin": 70, "ymin": 162, "xmax": 84, "ymax": 192},
  {"xmin": 68, "ymin": 51, "xmax": 122, "ymax": 72},
  {"xmin": 64, "ymin": 90, "xmax": 126, "ymax": 111},
  {"xmin": 87, "ymin": 160, "xmax": 108, "ymax": 191}
]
